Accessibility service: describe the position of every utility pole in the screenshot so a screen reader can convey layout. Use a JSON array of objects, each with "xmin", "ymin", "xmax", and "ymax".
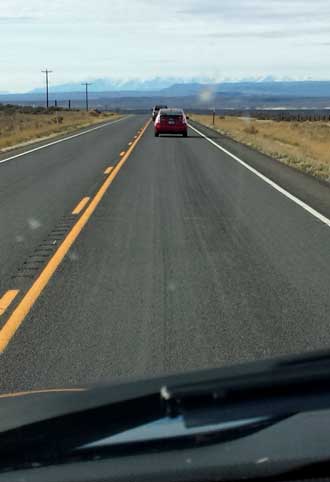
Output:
[
  {"xmin": 81, "ymin": 82, "xmax": 92, "ymax": 111},
  {"xmin": 41, "ymin": 69, "xmax": 53, "ymax": 109}
]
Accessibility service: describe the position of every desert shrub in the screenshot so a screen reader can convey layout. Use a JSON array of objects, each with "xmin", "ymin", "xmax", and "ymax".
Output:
[{"xmin": 244, "ymin": 125, "xmax": 258, "ymax": 134}]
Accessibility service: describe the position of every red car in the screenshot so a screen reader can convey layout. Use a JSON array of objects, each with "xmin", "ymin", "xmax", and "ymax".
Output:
[{"xmin": 154, "ymin": 108, "xmax": 189, "ymax": 137}]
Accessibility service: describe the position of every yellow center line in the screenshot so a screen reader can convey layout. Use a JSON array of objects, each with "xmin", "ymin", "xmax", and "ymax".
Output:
[
  {"xmin": 72, "ymin": 197, "xmax": 90, "ymax": 215},
  {"xmin": 104, "ymin": 166, "xmax": 113, "ymax": 175},
  {"xmin": 0, "ymin": 290, "xmax": 19, "ymax": 316},
  {"xmin": 120, "ymin": 151, "xmax": 126, "ymax": 156},
  {"xmin": 0, "ymin": 388, "xmax": 85, "ymax": 399},
  {"xmin": 0, "ymin": 119, "xmax": 150, "ymax": 352}
]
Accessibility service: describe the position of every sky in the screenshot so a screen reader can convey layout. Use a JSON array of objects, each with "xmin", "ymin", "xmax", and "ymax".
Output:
[{"xmin": 1, "ymin": 0, "xmax": 330, "ymax": 92}]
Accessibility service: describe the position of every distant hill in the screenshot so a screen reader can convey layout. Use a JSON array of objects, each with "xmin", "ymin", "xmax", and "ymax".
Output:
[
  {"xmin": 159, "ymin": 83, "xmax": 214, "ymax": 96},
  {"xmin": 216, "ymin": 81, "xmax": 330, "ymax": 97},
  {"xmin": 160, "ymin": 81, "xmax": 330, "ymax": 97},
  {"xmin": 29, "ymin": 77, "xmax": 214, "ymax": 94},
  {"xmin": 2, "ymin": 80, "xmax": 330, "ymax": 110}
]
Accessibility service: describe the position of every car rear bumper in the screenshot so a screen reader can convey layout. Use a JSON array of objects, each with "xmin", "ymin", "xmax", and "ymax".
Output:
[{"xmin": 155, "ymin": 127, "xmax": 187, "ymax": 134}]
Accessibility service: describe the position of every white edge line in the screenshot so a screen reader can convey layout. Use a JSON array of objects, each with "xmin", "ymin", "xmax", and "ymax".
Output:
[
  {"xmin": 0, "ymin": 116, "xmax": 129, "ymax": 166},
  {"xmin": 189, "ymin": 123, "xmax": 330, "ymax": 229}
]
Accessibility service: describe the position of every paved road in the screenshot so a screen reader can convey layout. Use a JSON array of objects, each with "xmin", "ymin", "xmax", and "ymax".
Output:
[
  {"xmin": 0, "ymin": 116, "xmax": 330, "ymax": 393},
  {"xmin": 0, "ymin": 116, "xmax": 139, "ymax": 295}
]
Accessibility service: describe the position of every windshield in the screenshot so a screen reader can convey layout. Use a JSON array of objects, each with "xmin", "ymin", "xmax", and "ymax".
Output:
[{"xmin": 1, "ymin": 0, "xmax": 330, "ymax": 476}]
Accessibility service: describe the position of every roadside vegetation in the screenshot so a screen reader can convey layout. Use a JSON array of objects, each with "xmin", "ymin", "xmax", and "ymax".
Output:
[
  {"xmin": 190, "ymin": 114, "xmax": 330, "ymax": 182},
  {"xmin": 0, "ymin": 104, "xmax": 121, "ymax": 151}
]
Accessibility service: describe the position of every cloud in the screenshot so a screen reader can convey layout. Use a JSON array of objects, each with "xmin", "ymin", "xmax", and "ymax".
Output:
[
  {"xmin": 0, "ymin": 16, "xmax": 36, "ymax": 23},
  {"xmin": 1, "ymin": 0, "xmax": 330, "ymax": 91},
  {"xmin": 176, "ymin": 0, "xmax": 330, "ymax": 21},
  {"xmin": 203, "ymin": 25, "xmax": 330, "ymax": 39},
  {"xmin": 310, "ymin": 41, "xmax": 330, "ymax": 46}
]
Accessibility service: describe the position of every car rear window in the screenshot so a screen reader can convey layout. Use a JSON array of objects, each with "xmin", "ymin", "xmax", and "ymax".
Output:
[{"xmin": 160, "ymin": 110, "xmax": 183, "ymax": 116}]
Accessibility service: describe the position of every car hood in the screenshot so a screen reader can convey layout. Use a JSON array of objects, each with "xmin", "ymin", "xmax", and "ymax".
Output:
[{"xmin": 2, "ymin": 348, "xmax": 330, "ymax": 432}]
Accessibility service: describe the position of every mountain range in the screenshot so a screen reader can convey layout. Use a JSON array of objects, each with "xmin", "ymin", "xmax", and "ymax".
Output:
[
  {"xmin": 1, "ymin": 79, "xmax": 330, "ymax": 110},
  {"xmin": 25, "ymin": 77, "xmax": 330, "ymax": 98},
  {"xmin": 29, "ymin": 77, "xmax": 216, "ymax": 94},
  {"xmin": 27, "ymin": 75, "xmax": 316, "ymax": 95}
]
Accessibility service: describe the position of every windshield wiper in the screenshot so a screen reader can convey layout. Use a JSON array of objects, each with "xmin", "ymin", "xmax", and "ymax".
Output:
[
  {"xmin": 2, "ymin": 350, "xmax": 330, "ymax": 473},
  {"xmin": 161, "ymin": 350, "xmax": 330, "ymax": 427}
]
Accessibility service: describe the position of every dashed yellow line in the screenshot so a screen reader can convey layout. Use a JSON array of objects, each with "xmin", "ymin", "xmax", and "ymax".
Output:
[
  {"xmin": 0, "ymin": 120, "xmax": 150, "ymax": 352},
  {"xmin": 0, "ymin": 290, "xmax": 19, "ymax": 316},
  {"xmin": 104, "ymin": 166, "xmax": 113, "ymax": 175},
  {"xmin": 72, "ymin": 197, "xmax": 90, "ymax": 215}
]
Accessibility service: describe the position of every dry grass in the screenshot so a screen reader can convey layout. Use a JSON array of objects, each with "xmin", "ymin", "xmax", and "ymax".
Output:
[
  {"xmin": 0, "ymin": 110, "xmax": 122, "ymax": 151},
  {"xmin": 191, "ymin": 114, "xmax": 330, "ymax": 182}
]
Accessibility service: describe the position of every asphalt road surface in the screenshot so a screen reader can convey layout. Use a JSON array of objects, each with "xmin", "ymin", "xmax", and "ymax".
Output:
[{"xmin": 0, "ymin": 115, "xmax": 330, "ymax": 393}]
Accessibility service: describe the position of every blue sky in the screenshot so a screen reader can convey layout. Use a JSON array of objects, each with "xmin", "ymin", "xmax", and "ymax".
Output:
[{"xmin": 1, "ymin": 0, "xmax": 330, "ymax": 92}]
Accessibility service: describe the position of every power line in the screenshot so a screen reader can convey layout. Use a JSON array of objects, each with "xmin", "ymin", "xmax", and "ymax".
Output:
[
  {"xmin": 81, "ymin": 82, "xmax": 92, "ymax": 111},
  {"xmin": 41, "ymin": 69, "xmax": 53, "ymax": 109}
]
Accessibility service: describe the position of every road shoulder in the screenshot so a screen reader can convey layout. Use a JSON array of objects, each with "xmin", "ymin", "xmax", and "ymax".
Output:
[
  {"xmin": 190, "ymin": 120, "xmax": 330, "ymax": 220},
  {"xmin": 0, "ymin": 116, "xmax": 128, "ymax": 164}
]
